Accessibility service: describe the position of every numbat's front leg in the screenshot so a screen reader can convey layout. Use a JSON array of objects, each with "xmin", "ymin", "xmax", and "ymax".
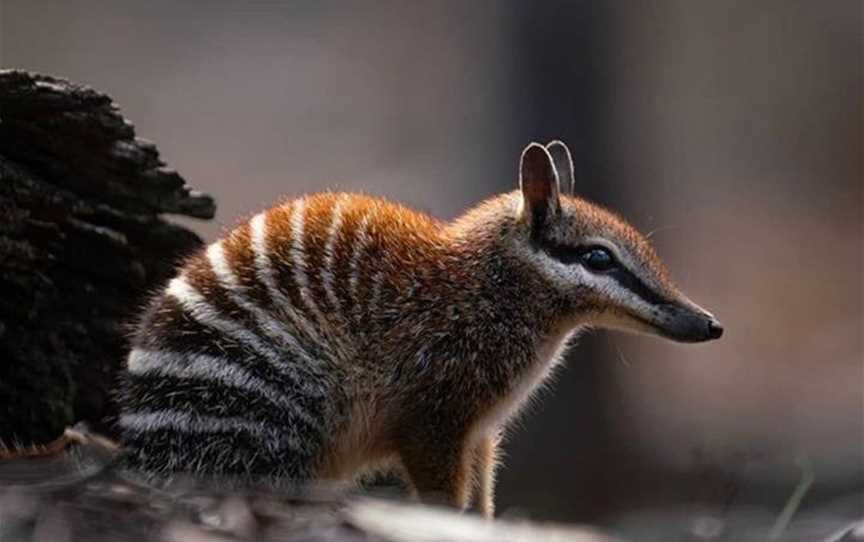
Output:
[
  {"xmin": 399, "ymin": 437, "xmax": 474, "ymax": 510},
  {"xmin": 474, "ymin": 433, "xmax": 502, "ymax": 518}
]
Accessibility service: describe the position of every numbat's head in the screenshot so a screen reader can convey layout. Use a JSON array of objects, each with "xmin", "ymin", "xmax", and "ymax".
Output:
[{"xmin": 457, "ymin": 141, "xmax": 723, "ymax": 343}]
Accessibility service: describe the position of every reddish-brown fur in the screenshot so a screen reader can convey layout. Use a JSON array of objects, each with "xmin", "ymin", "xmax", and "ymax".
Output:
[
  {"xmin": 119, "ymin": 142, "xmax": 721, "ymax": 516},
  {"xmin": 208, "ymin": 191, "xmax": 562, "ymax": 510}
]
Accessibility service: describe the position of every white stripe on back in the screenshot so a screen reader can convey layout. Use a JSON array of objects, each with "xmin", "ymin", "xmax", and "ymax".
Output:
[
  {"xmin": 348, "ymin": 212, "xmax": 372, "ymax": 320},
  {"xmin": 117, "ymin": 410, "xmax": 301, "ymax": 450},
  {"xmin": 206, "ymin": 241, "xmax": 318, "ymax": 367},
  {"xmin": 289, "ymin": 199, "xmax": 329, "ymax": 326},
  {"xmin": 249, "ymin": 211, "xmax": 323, "ymax": 345},
  {"xmin": 127, "ymin": 348, "xmax": 322, "ymax": 421},
  {"xmin": 321, "ymin": 195, "xmax": 347, "ymax": 312},
  {"xmin": 165, "ymin": 276, "xmax": 302, "ymax": 381}
]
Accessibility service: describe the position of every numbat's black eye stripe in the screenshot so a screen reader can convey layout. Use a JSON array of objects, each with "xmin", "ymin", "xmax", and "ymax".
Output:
[
  {"xmin": 537, "ymin": 241, "xmax": 617, "ymax": 270},
  {"xmin": 539, "ymin": 242, "xmax": 583, "ymax": 265},
  {"xmin": 538, "ymin": 240, "xmax": 667, "ymax": 306},
  {"xmin": 605, "ymin": 267, "xmax": 668, "ymax": 306}
]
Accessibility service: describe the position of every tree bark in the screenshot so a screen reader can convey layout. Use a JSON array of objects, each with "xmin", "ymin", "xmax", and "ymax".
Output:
[{"xmin": 0, "ymin": 70, "xmax": 215, "ymax": 446}]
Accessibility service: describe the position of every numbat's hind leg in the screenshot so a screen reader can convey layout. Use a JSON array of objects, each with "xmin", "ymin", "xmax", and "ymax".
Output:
[{"xmin": 474, "ymin": 433, "xmax": 501, "ymax": 518}]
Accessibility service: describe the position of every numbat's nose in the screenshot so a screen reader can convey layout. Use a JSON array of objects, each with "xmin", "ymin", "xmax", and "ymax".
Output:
[{"xmin": 707, "ymin": 319, "xmax": 724, "ymax": 340}]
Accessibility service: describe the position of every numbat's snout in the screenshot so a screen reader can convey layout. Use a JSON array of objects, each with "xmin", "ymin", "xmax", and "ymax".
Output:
[{"xmin": 118, "ymin": 140, "xmax": 722, "ymax": 517}]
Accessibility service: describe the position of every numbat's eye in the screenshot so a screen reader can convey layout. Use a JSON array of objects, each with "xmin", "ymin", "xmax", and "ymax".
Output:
[{"xmin": 581, "ymin": 247, "xmax": 617, "ymax": 272}]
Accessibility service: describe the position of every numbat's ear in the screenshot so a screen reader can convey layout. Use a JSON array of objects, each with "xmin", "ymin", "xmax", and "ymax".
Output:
[
  {"xmin": 519, "ymin": 142, "xmax": 560, "ymax": 231},
  {"xmin": 546, "ymin": 140, "xmax": 575, "ymax": 196}
]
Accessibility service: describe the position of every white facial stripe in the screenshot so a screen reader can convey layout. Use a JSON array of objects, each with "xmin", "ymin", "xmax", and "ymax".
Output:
[
  {"xmin": 512, "ymin": 240, "xmax": 660, "ymax": 332},
  {"xmin": 579, "ymin": 272, "xmax": 662, "ymax": 333},
  {"xmin": 581, "ymin": 236, "xmax": 633, "ymax": 272},
  {"xmin": 592, "ymin": 309, "xmax": 660, "ymax": 336},
  {"xmin": 511, "ymin": 241, "xmax": 581, "ymax": 291},
  {"xmin": 581, "ymin": 236, "xmax": 667, "ymax": 298}
]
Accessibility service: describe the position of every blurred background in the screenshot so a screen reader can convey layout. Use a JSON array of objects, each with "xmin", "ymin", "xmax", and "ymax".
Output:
[{"xmin": 2, "ymin": 0, "xmax": 861, "ymax": 534}]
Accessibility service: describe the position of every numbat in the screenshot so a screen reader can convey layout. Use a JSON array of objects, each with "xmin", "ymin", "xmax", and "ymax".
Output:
[{"xmin": 119, "ymin": 141, "xmax": 722, "ymax": 516}]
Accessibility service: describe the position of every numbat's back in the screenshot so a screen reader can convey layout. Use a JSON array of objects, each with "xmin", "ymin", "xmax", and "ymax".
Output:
[{"xmin": 119, "ymin": 141, "xmax": 722, "ymax": 516}]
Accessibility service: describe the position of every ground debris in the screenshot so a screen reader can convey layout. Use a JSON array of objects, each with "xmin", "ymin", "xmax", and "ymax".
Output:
[{"xmin": 0, "ymin": 433, "xmax": 615, "ymax": 542}]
